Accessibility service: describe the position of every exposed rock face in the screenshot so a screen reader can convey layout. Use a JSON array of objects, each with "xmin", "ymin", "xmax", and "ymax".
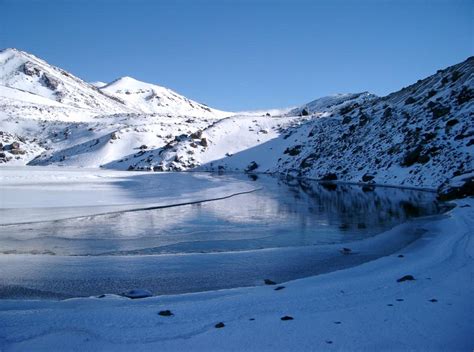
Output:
[
  {"xmin": 437, "ymin": 174, "xmax": 474, "ymax": 201},
  {"xmin": 275, "ymin": 57, "xmax": 474, "ymax": 189}
]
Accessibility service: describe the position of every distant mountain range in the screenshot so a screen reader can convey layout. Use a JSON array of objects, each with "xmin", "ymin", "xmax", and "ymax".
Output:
[{"xmin": 0, "ymin": 48, "xmax": 472, "ymax": 194}]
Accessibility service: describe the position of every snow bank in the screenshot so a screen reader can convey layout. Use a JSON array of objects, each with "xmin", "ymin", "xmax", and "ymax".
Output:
[{"xmin": 0, "ymin": 199, "xmax": 472, "ymax": 351}]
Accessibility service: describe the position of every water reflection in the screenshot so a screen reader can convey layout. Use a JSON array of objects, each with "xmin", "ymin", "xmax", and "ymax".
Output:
[
  {"xmin": 0, "ymin": 174, "xmax": 440, "ymax": 256},
  {"xmin": 0, "ymin": 174, "xmax": 443, "ymax": 299}
]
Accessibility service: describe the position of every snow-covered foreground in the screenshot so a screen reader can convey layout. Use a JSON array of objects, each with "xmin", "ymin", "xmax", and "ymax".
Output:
[{"xmin": 0, "ymin": 198, "xmax": 472, "ymax": 351}]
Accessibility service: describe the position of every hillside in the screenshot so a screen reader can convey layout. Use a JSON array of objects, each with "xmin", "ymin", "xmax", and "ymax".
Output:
[
  {"xmin": 0, "ymin": 49, "xmax": 472, "ymax": 191},
  {"xmin": 101, "ymin": 76, "xmax": 229, "ymax": 118}
]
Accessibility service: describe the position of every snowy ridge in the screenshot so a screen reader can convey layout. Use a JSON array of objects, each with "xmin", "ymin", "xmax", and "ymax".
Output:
[
  {"xmin": 0, "ymin": 48, "xmax": 131, "ymax": 116},
  {"xmin": 102, "ymin": 76, "xmax": 229, "ymax": 118},
  {"xmin": 286, "ymin": 92, "xmax": 376, "ymax": 117},
  {"xmin": 1, "ymin": 48, "xmax": 473, "ymax": 189}
]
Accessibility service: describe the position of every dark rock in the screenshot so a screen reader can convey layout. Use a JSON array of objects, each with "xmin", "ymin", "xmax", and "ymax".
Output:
[
  {"xmin": 430, "ymin": 104, "xmax": 451, "ymax": 118},
  {"xmin": 245, "ymin": 161, "xmax": 259, "ymax": 172},
  {"xmin": 457, "ymin": 86, "xmax": 473, "ymax": 105},
  {"xmin": 284, "ymin": 145, "xmax": 302, "ymax": 156},
  {"xmin": 320, "ymin": 173, "xmax": 338, "ymax": 181},
  {"xmin": 110, "ymin": 132, "xmax": 118, "ymax": 140},
  {"xmin": 280, "ymin": 316, "xmax": 294, "ymax": 321},
  {"xmin": 383, "ymin": 107, "xmax": 393, "ymax": 118},
  {"xmin": 362, "ymin": 174, "xmax": 375, "ymax": 182},
  {"xmin": 215, "ymin": 322, "xmax": 225, "ymax": 328},
  {"xmin": 190, "ymin": 130, "xmax": 203, "ymax": 139},
  {"xmin": 437, "ymin": 176, "xmax": 474, "ymax": 201},
  {"xmin": 398, "ymin": 254, "xmax": 405, "ymax": 258},
  {"xmin": 200, "ymin": 137, "xmax": 208, "ymax": 147},
  {"xmin": 274, "ymin": 286, "xmax": 285, "ymax": 291},
  {"xmin": 139, "ymin": 144, "xmax": 148, "ymax": 150},
  {"xmin": 404, "ymin": 96, "xmax": 416, "ymax": 105},
  {"xmin": 445, "ymin": 119, "xmax": 459, "ymax": 127},
  {"xmin": 121, "ymin": 289, "xmax": 152, "ymax": 299},
  {"xmin": 22, "ymin": 62, "xmax": 41, "ymax": 76},
  {"xmin": 264, "ymin": 279, "xmax": 277, "ymax": 285},
  {"xmin": 301, "ymin": 108, "xmax": 309, "ymax": 116},
  {"xmin": 397, "ymin": 275, "xmax": 415, "ymax": 282},
  {"xmin": 127, "ymin": 165, "xmax": 135, "ymax": 171},
  {"xmin": 340, "ymin": 247, "xmax": 352, "ymax": 255},
  {"xmin": 401, "ymin": 145, "xmax": 430, "ymax": 167},
  {"xmin": 158, "ymin": 310, "xmax": 174, "ymax": 317},
  {"xmin": 42, "ymin": 73, "xmax": 60, "ymax": 90},
  {"xmin": 429, "ymin": 299, "xmax": 438, "ymax": 303},
  {"xmin": 10, "ymin": 142, "xmax": 20, "ymax": 150}
]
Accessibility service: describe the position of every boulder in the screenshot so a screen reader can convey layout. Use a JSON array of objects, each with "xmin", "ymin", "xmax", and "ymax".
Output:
[
  {"xmin": 361, "ymin": 174, "xmax": 375, "ymax": 182},
  {"xmin": 245, "ymin": 161, "xmax": 258, "ymax": 172},
  {"xmin": 121, "ymin": 289, "xmax": 153, "ymax": 299},
  {"xmin": 320, "ymin": 173, "xmax": 338, "ymax": 181}
]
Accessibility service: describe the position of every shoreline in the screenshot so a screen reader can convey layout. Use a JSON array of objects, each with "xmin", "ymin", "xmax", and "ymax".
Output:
[{"xmin": 1, "ymin": 199, "xmax": 472, "ymax": 350}]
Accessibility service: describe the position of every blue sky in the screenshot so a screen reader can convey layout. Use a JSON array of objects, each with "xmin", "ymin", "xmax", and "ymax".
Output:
[{"xmin": 1, "ymin": 0, "xmax": 472, "ymax": 111}]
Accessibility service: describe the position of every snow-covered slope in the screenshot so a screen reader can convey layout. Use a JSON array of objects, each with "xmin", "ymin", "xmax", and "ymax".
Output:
[
  {"xmin": 1, "ymin": 48, "xmax": 472, "ymax": 190},
  {"xmin": 123, "ymin": 93, "xmax": 375, "ymax": 172},
  {"xmin": 101, "ymin": 76, "xmax": 229, "ymax": 118},
  {"xmin": 0, "ymin": 48, "xmax": 130, "ymax": 116},
  {"xmin": 264, "ymin": 57, "xmax": 473, "ymax": 188},
  {"xmin": 28, "ymin": 114, "xmax": 216, "ymax": 168},
  {"xmin": 143, "ymin": 58, "xmax": 474, "ymax": 188},
  {"xmin": 287, "ymin": 92, "xmax": 376, "ymax": 117}
]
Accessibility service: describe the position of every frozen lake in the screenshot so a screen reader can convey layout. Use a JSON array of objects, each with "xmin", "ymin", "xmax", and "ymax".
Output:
[{"xmin": 0, "ymin": 168, "xmax": 442, "ymax": 299}]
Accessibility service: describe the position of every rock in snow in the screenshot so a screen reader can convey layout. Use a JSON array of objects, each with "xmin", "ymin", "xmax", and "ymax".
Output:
[{"xmin": 120, "ymin": 289, "xmax": 153, "ymax": 299}]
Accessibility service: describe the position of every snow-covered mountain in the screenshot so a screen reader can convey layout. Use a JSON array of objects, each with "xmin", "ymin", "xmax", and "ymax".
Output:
[
  {"xmin": 0, "ymin": 48, "xmax": 130, "ymax": 117},
  {"xmin": 199, "ymin": 57, "xmax": 472, "ymax": 189},
  {"xmin": 101, "ymin": 76, "xmax": 228, "ymax": 118},
  {"xmin": 0, "ymin": 48, "xmax": 228, "ymax": 121},
  {"xmin": 0, "ymin": 48, "xmax": 472, "ymax": 192}
]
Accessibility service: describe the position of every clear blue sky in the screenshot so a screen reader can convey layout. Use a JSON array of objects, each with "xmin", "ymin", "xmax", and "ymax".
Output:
[{"xmin": 1, "ymin": 0, "xmax": 472, "ymax": 111}]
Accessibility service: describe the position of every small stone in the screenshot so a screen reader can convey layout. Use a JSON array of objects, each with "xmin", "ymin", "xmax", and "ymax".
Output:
[
  {"xmin": 158, "ymin": 310, "xmax": 174, "ymax": 317},
  {"xmin": 398, "ymin": 254, "xmax": 405, "ymax": 258},
  {"xmin": 274, "ymin": 286, "xmax": 285, "ymax": 291},
  {"xmin": 387, "ymin": 304, "xmax": 394, "ymax": 307},
  {"xmin": 397, "ymin": 275, "xmax": 415, "ymax": 282},
  {"xmin": 121, "ymin": 289, "xmax": 152, "ymax": 299},
  {"xmin": 215, "ymin": 322, "xmax": 225, "ymax": 328},
  {"xmin": 429, "ymin": 299, "xmax": 438, "ymax": 303},
  {"xmin": 280, "ymin": 316, "xmax": 294, "ymax": 321},
  {"xmin": 264, "ymin": 279, "xmax": 277, "ymax": 285},
  {"xmin": 249, "ymin": 318, "xmax": 255, "ymax": 321},
  {"xmin": 396, "ymin": 299, "xmax": 404, "ymax": 302},
  {"xmin": 326, "ymin": 340, "xmax": 333, "ymax": 344},
  {"xmin": 334, "ymin": 321, "xmax": 342, "ymax": 325},
  {"xmin": 340, "ymin": 247, "xmax": 352, "ymax": 254}
]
